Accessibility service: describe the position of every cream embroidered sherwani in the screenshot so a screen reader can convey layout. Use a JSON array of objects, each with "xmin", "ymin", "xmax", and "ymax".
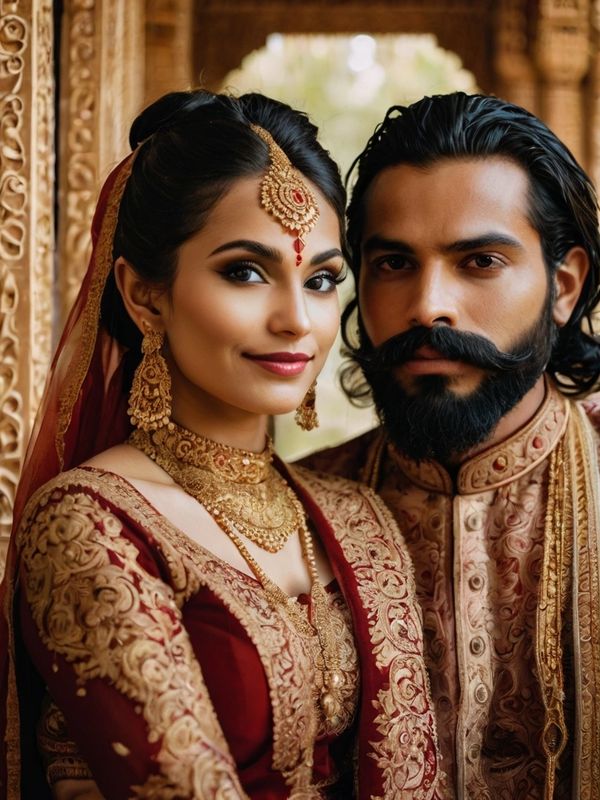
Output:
[{"xmin": 303, "ymin": 382, "xmax": 600, "ymax": 800}]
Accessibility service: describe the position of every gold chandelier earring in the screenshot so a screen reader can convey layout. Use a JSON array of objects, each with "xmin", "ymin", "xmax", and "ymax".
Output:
[
  {"xmin": 128, "ymin": 323, "xmax": 172, "ymax": 431},
  {"xmin": 295, "ymin": 381, "xmax": 319, "ymax": 431}
]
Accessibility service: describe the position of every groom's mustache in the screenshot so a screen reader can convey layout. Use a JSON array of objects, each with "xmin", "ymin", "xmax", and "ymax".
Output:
[{"xmin": 355, "ymin": 325, "xmax": 534, "ymax": 374}]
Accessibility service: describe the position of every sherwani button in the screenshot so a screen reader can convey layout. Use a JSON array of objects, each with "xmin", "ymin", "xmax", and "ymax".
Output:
[
  {"xmin": 468, "ymin": 744, "xmax": 480, "ymax": 761},
  {"xmin": 474, "ymin": 683, "xmax": 489, "ymax": 704},
  {"xmin": 470, "ymin": 636, "xmax": 485, "ymax": 655},
  {"xmin": 468, "ymin": 574, "xmax": 484, "ymax": 591}
]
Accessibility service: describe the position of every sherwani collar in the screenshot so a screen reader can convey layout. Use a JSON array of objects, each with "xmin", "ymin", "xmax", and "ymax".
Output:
[{"xmin": 386, "ymin": 378, "xmax": 569, "ymax": 495}]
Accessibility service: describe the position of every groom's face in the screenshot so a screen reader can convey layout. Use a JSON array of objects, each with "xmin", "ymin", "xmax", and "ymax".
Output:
[
  {"xmin": 358, "ymin": 156, "xmax": 550, "ymax": 398},
  {"xmin": 355, "ymin": 156, "xmax": 555, "ymax": 461}
]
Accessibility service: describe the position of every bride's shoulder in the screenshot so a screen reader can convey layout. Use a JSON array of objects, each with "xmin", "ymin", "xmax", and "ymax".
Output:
[
  {"xmin": 81, "ymin": 442, "xmax": 168, "ymax": 483},
  {"xmin": 17, "ymin": 443, "xmax": 160, "ymax": 533}
]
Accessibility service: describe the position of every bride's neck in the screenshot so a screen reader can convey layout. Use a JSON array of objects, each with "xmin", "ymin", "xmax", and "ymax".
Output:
[{"xmin": 171, "ymin": 400, "xmax": 269, "ymax": 454}]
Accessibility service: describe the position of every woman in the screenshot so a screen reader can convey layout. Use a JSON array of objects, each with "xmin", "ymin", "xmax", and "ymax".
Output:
[{"xmin": 0, "ymin": 90, "xmax": 443, "ymax": 799}]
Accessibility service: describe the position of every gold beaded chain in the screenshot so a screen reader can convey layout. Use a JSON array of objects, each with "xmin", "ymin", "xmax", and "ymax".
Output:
[{"xmin": 129, "ymin": 425, "xmax": 345, "ymax": 723}]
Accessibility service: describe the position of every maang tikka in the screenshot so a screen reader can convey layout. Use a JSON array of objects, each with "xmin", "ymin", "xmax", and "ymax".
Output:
[
  {"xmin": 128, "ymin": 323, "xmax": 172, "ymax": 431},
  {"xmin": 250, "ymin": 124, "xmax": 320, "ymax": 266}
]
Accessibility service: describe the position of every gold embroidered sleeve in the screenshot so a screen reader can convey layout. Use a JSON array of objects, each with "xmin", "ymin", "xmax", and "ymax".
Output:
[{"xmin": 19, "ymin": 486, "xmax": 248, "ymax": 800}]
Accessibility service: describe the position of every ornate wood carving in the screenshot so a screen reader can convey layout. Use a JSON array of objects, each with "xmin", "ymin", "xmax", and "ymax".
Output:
[
  {"xmin": 0, "ymin": 0, "xmax": 55, "ymax": 572},
  {"xmin": 58, "ymin": 1, "xmax": 98, "ymax": 322},
  {"xmin": 493, "ymin": 0, "xmax": 537, "ymax": 114},
  {"xmin": 588, "ymin": 0, "xmax": 600, "ymax": 185},
  {"xmin": 536, "ymin": 0, "xmax": 590, "ymax": 162},
  {"xmin": 58, "ymin": 0, "xmax": 145, "ymax": 324}
]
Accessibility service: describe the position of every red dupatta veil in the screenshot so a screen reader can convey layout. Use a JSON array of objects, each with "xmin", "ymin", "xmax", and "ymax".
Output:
[{"xmin": 0, "ymin": 152, "xmax": 137, "ymax": 798}]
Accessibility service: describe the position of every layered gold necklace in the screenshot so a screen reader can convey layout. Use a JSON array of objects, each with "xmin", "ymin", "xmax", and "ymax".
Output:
[{"xmin": 129, "ymin": 423, "xmax": 345, "ymax": 724}]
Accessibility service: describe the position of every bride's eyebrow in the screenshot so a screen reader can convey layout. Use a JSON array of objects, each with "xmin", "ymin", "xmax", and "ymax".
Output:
[
  {"xmin": 209, "ymin": 240, "xmax": 343, "ymax": 267},
  {"xmin": 311, "ymin": 248, "xmax": 344, "ymax": 266},
  {"xmin": 209, "ymin": 239, "xmax": 282, "ymax": 260}
]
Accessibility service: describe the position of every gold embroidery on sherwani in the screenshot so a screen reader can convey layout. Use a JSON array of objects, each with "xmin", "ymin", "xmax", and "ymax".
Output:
[
  {"xmin": 364, "ymin": 383, "xmax": 571, "ymax": 799},
  {"xmin": 290, "ymin": 466, "xmax": 445, "ymax": 800},
  {"xmin": 19, "ymin": 469, "xmax": 359, "ymax": 799},
  {"xmin": 535, "ymin": 427, "xmax": 572, "ymax": 800},
  {"xmin": 18, "ymin": 484, "xmax": 247, "ymax": 800},
  {"xmin": 570, "ymin": 406, "xmax": 600, "ymax": 799}
]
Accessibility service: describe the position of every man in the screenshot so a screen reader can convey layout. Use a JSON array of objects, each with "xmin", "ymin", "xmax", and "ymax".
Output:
[{"xmin": 303, "ymin": 93, "xmax": 600, "ymax": 799}]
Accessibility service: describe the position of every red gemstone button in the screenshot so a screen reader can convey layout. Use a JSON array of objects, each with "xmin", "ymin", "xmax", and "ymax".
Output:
[{"xmin": 532, "ymin": 436, "xmax": 543, "ymax": 449}]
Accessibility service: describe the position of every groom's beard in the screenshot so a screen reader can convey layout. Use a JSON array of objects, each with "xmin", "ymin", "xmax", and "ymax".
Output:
[{"xmin": 356, "ymin": 305, "xmax": 557, "ymax": 464}]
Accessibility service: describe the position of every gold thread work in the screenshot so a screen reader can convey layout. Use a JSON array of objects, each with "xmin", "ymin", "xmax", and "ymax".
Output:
[
  {"xmin": 250, "ymin": 124, "xmax": 320, "ymax": 266},
  {"xmin": 56, "ymin": 154, "xmax": 137, "ymax": 465},
  {"xmin": 536, "ymin": 433, "xmax": 572, "ymax": 799}
]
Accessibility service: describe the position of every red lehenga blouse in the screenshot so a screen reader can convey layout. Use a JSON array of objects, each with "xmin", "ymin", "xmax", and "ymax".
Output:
[{"xmin": 8, "ymin": 462, "xmax": 444, "ymax": 799}]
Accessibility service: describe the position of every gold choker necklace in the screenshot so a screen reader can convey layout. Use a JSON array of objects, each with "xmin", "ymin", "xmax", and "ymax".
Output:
[
  {"xmin": 130, "ymin": 424, "xmax": 301, "ymax": 553},
  {"xmin": 129, "ymin": 424, "xmax": 345, "ymax": 724}
]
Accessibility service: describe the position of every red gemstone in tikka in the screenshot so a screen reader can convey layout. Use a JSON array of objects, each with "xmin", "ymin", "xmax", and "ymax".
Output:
[
  {"xmin": 292, "ymin": 189, "xmax": 305, "ymax": 205},
  {"xmin": 293, "ymin": 237, "xmax": 305, "ymax": 254}
]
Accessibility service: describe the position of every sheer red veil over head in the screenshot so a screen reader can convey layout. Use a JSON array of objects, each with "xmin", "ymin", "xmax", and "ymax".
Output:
[{"xmin": 0, "ymin": 152, "xmax": 138, "ymax": 798}]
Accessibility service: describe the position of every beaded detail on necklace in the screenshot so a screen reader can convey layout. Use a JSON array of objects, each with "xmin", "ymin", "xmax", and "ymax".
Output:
[{"xmin": 129, "ymin": 424, "xmax": 346, "ymax": 724}]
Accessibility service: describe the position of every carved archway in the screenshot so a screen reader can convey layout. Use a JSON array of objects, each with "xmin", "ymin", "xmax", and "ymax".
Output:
[
  {"xmin": 188, "ymin": 0, "xmax": 596, "ymax": 169},
  {"xmin": 192, "ymin": 0, "xmax": 497, "ymax": 94}
]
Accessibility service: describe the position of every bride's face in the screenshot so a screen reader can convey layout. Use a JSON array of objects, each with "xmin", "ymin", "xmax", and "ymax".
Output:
[{"xmin": 154, "ymin": 174, "xmax": 344, "ymax": 422}]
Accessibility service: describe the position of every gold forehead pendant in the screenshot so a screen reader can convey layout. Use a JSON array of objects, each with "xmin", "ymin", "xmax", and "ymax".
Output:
[{"xmin": 250, "ymin": 124, "xmax": 320, "ymax": 266}]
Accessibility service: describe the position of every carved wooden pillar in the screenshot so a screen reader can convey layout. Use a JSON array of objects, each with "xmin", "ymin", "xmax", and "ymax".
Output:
[
  {"xmin": 0, "ymin": 1, "xmax": 55, "ymax": 570},
  {"xmin": 536, "ymin": 0, "xmax": 590, "ymax": 164},
  {"xmin": 144, "ymin": 0, "xmax": 194, "ymax": 106},
  {"xmin": 494, "ymin": 0, "xmax": 537, "ymax": 114},
  {"xmin": 57, "ymin": 0, "xmax": 145, "ymax": 324},
  {"xmin": 588, "ymin": 0, "xmax": 600, "ymax": 185}
]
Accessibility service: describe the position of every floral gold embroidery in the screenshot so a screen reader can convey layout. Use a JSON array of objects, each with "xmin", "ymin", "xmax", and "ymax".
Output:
[
  {"xmin": 536, "ymin": 432, "xmax": 572, "ymax": 799},
  {"xmin": 130, "ymin": 505, "xmax": 359, "ymax": 795},
  {"xmin": 291, "ymin": 467, "xmax": 444, "ymax": 800},
  {"xmin": 304, "ymin": 385, "xmax": 600, "ymax": 798},
  {"xmin": 18, "ymin": 486, "xmax": 247, "ymax": 799},
  {"xmin": 19, "ymin": 470, "xmax": 360, "ymax": 798},
  {"xmin": 570, "ymin": 406, "xmax": 600, "ymax": 799}
]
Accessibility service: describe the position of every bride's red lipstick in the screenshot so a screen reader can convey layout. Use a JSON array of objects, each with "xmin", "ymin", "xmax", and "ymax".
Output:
[{"xmin": 244, "ymin": 352, "xmax": 312, "ymax": 376}]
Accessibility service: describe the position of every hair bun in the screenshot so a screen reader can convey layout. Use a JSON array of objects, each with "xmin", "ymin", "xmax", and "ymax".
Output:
[{"xmin": 129, "ymin": 90, "xmax": 217, "ymax": 149}]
